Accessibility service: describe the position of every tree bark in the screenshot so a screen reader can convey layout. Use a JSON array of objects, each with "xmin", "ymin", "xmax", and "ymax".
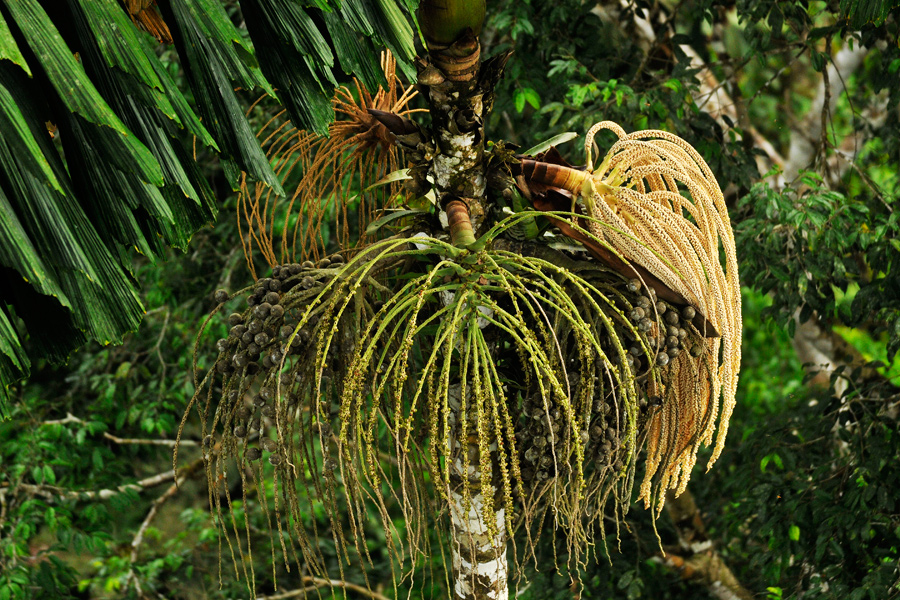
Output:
[
  {"xmin": 449, "ymin": 436, "xmax": 508, "ymax": 600},
  {"xmin": 782, "ymin": 45, "xmax": 868, "ymax": 186},
  {"xmin": 417, "ymin": 2, "xmax": 508, "ymax": 597},
  {"xmin": 418, "ymin": 0, "xmax": 493, "ymax": 245},
  {"xmin": 672, "ymin": 18, "xmax": 874, "ymax": 391}
]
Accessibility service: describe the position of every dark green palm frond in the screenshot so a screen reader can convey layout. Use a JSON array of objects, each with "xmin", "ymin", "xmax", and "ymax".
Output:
[
  {"xmin": 157, "ymin": 0, "xmax": 284, "ymax": 194},
  {"xmin": 236, "ymin": 0, "xmax": 416, "ymax": 137},
  {"xmin": 238, "ymin": 0, "xmax": 339, "ymax": 137},
  {"xmin": 58, "ymin": 0, "xmax": 217, "ymax": 257},
  {"xmin": 0, "ymin": 58, "xmax": 142, "ymax": 364},
  {"xmin": 0, "ymin": 0, "xmax": 418, "ymax": 409}
]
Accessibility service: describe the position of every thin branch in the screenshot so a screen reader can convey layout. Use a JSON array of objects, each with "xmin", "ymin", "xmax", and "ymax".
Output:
[
  {"xmin": 783, "ymin": 43, "xmax": 868, "ymax": 185},
  {"xmin": 255, "ymin": 584, "xmax": 321, "ymax": 600},
  {"xmin": 256, "ymin": 577, "xmax": 392, "ymax": 600},
  {"xmin": 677, "ymin": 42, "xmax": 786, "ymax": 174},
  {"xmin": 41, "ymin": 413, "xmax": 82, "ymax": 426},
  {"xmin": 131, "ymin": 476, "xmax": 191, "ymax": 562},
  {"xmin": 153, "ymin": 309, "xmax": 171, "ymax": 404},
  {"xmin": 0, "ymin": 467, "xmax": 183, "ymax": 502},
  {"xmin": 102, "ymin": 432, "xmax": 197, "ymax": 447},
  {"xmin": 0, "ymin": 488, "xmax": 8, "ymax": 531},
  {"xmin": 659, "ymin": 488, "xmax": 755, "ymax": 600},
  {"xmin": 40, "ymin": 412, "xmax": 198, "ymax": 447}
]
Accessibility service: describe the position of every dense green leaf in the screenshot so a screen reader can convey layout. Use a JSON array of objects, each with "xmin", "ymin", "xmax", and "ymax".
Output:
[
  {"xmin": 71, "ymin": 0, "xmax": 215, "ymax": 149},
  {"xmin": 0, "ymin": 182, "xmax": 68, "ymax": 312},
  {"xmin": 0, "ymin": 9, "xmax": 29, "ymax": 75},
  {"xmin": 0, "ymin": 61, "xmax": 145, "ymax": 398},
  {"xmin": 238, "ymin": 0, "xmax": 417, "ymax": 134},
  {"xmin": 347, "ymin": 0, "xmax": 416, "ymax": 78},
  {"xmin": 0, "ymin": 73, "xmax": 62, "ymax": 194},
  {"xmin": 1, "ymin": 0, "xmax": 162, "ymax": 186},
  {"xmin": 159, "ymin": 0, "xmax": 284, "ymax": 196},
  {"xmin": 75, "ymin": 0, "xmax": 163, "ymax": 90},
  {"xmin": 370, "ymin": 0, "xmax": 416, "ymax": 62},
  {"xmin": 840, "ymin": 0, "xmax": 900, "ymax": 28},
  {"xmin": 0, "ymin": 302, "xmax": 28, "ymax": 408},
  {"xmin": 59, "ymin": 0, "xmax": 217, "ymax": 257},
  {"xmin": 324, "ymin": 9, "xmax": 386, "ymax": 93},
  {"xmin": 239, "ymin": 0, "xmax": 336, "ymax": 136}
]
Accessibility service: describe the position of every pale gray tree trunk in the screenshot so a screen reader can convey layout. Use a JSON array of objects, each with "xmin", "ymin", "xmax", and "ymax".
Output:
[
  {"xmin": 417, "ymin": 1, "xmax": 509, "ymax": 596},
  {"xmin": 449, "ymin": 435, "xmax": 509, "ymax": 600}
]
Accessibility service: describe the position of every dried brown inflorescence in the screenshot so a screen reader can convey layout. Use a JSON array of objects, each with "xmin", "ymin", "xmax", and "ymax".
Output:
[{"xmin": 238, "ymin": 52, "xmax": 424, "ymax": 279}]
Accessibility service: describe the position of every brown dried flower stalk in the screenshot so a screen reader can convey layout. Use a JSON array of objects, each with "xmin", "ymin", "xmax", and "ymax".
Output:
[{"xmin": 238, "ymin": 51, "xmax": 423, "ymax": 279}]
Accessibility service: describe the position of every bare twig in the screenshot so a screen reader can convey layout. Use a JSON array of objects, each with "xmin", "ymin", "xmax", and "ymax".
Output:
[
  {"xmin": 153, "ymin": 309, "xmax": 171, "ymax": 404},
  {"xmin": 657, "ymin": 552, "xmax": 753, "ymax": 600},
  {"xmin": 255, "ymin": 584, "xmax": 321, "ymax": 599},
  {"xmin": 256, "ymin": 577, "xmax": 392, "ymax": 600},
  {"xmin": 40, "ymin": 412, "xmax": 198, "ymax": 447},
  {"xmin": 677, "ymin": 43, "xmax": 786, "ymax": 175},
  {"xmin": 41, "ymin": 413, "xmax": 82, "ymax": 426},
  {"xmin": 1, "ymin": 467, "xmax": 183, "ymax": 502},
  {"xmin": 102, "ymin": 432, "xmax": 197, "ymax": 447}
]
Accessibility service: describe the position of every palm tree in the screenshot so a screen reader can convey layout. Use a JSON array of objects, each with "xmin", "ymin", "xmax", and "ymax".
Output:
[
  {"xmin": 1, "ymin": 0, "xmax": 743, "ymax": 595},
  {"xmin": 182, "ymin": 1, "xmax": 742, "ymax": 598}
]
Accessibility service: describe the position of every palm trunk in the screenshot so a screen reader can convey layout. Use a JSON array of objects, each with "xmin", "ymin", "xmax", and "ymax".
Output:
[
  {"xmin": 418, "ymin": 0, "xmax": 491, "ymax": 244},
  {"xmin": 417, "ymin": 3, "xmax": 508, "ymax": 595},
  {"xmin": 447, "ymin": 394, "xmax": 508, "ymax": 600},
  {"xmin": 449, "ymin": 484, "xmax": 509, "ymax": 599}
]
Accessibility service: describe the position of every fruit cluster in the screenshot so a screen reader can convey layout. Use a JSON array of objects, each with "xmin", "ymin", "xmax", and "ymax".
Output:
[
  {"xmin": 512, "ymin": 274, "xmax": 704, "ymax": 487},
  {"xmin": 205, "ymin": 255, "xmax": 347, "ymax": 466},
  {"xmin": 213, "ymin": 256, "xmax": 345, "ymax": 375}
]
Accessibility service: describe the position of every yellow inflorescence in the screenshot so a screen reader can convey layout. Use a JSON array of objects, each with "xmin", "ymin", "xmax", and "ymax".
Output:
[{"xmin": 579, "ymin": 121, "xmax": 742, "ymax": 509}]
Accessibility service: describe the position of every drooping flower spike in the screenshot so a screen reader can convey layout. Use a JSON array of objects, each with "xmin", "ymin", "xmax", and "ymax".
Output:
[{"xmin": 520, "ymin": 121, "xmax": 741, "ymax": 508}]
